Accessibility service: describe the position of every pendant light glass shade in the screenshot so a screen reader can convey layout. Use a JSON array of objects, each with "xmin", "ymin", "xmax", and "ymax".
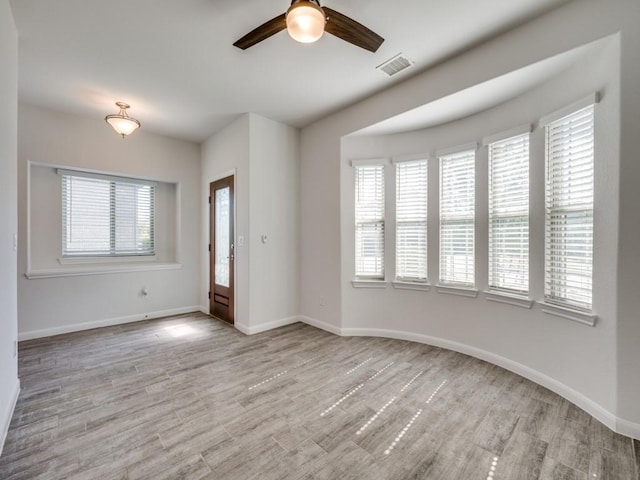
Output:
[
  {"xmin": 105, "ymin": 102, "xmax": 141, "ymax": 138},
  {"xmin": 286, "ymin": 0, "xmax": 326, "ymax": 44}
]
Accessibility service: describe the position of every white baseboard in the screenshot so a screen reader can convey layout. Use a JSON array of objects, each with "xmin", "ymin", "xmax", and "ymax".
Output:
[
  {"xmin": 299, "ymin": 317, "xmax": 639, "ymax": 441},
  {"xmin": 234, "ymin": 322, "xmax": 250, "ymax": 335},
  {"xmin": 298, "ymin": 315, "xmax": 342, "ymax": 336},
  {"xmin": 235, "ymin": 316, "xmax": 300, "ymax": 335},
  {"xmin": 18, "ymin": 306, "xmax": 203, "ymax": 341},
  {"xmin": 0, "ymin": 378, "xmax": 20, "ymax": 458},
  {"xmin": 616, "ymin": 416, "xmax": 640, "ymax": 441}
]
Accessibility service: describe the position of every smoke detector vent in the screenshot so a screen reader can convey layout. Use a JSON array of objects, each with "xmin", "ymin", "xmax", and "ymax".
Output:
[{"xmin": 376, "ymin": 53, "xmax": 414, "ymax": 77}]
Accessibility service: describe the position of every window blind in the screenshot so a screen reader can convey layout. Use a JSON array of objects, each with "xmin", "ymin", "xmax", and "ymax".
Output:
[
  {"xmin": 544, "ymin": 104, "xmax": 594, "ymax": 310},
  {"xmin": 395, "ymin": 160, "xmax": 427, "ymax": 282},
  {"xmin": 62, "ymin": 173, "xmax": 155, "ymax": 256},
  {"xmin": 355, "ymin": 165, "xmax": 385, "ymax": 279},
  {"xmin": 439, "ymin": 150, "xmax": 475, "ymax": 287},
  {"xmin": 488, "ymin": 133, "xmax": 529, "ymax": 294}
]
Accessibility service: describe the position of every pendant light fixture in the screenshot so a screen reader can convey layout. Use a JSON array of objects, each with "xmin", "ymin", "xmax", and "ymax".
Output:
[
  {"xmin": 105, "ymin": 102, "xmax": 141, "ymax": 138},
  {"xmin": 285, "ymin": 0, "xmax": 326, "ymax": 44}
]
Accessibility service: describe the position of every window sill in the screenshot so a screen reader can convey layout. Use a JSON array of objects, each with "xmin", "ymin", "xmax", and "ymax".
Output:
[
  {"xmin": 436, "ymin": 285, "xmax": 478, "ymax": 298},
  {"xmin": 538, "ymin": 301, "xmax": 597, "ymax": 327},
  {"xmin": 25, "ymin": 262, "xmax": 182, "ymax": 279},
  {"xmin": 351, "ymin": 280, "xmax": 387, "ymax": 289},
  {"xmin": 485, "ymin": 291, "xmax": 533, "ymax": 309},
  {"xmin": 392, "ymin": 281, "xmax": 431, "ymax": 291}
]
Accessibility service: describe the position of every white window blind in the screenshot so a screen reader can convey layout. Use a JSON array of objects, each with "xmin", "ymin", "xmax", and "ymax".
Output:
[
  {"xmin": 61, "ymin": 172, "xmax": 155, "ymax": 257},
  {"xmin": 544, "ymin": 104, "xmax": 595, "ymax": 310},
  {"xmin": 395, "ymin": 160, "xmax": 427, "ymax": 282},
  {"xmin": 355, "ymin": 165, "xmax": 385, "ymax": 279},
  {"xmin": 439, "ymin": 150, "xmax": 475, "ymax": 287},
  {"xmin": 488, "ymin": 133, "xmax": 529, "ymax": 294}
]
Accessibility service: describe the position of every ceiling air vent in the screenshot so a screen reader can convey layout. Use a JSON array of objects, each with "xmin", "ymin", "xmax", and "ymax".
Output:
[{"xmin": 376, "ymin": 53, "xmax": 414, "ymax": 77}]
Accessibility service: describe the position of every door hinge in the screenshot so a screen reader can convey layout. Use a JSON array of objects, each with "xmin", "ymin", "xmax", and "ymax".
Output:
[
  {"xmin": 208, "ymin": 244, "xmax": 211, "ymax": 252},
  {"xmin": 208, "ymin": 196, "xmax": 211, "ymax": 204},
  {"xmin": 208, "ymin": 291, "xmax": 211, "ymax": 299}
]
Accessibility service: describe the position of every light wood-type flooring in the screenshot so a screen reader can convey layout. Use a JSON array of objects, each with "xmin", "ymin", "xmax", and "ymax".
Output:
[{"xmin": 1, "ymin": 313, "xmax": 638, "ymax": 479}]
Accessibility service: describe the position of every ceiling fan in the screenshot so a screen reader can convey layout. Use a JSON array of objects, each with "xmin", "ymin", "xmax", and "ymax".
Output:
[{"xmin": 233, "ymin": 0, "xmax": 384, "ymax": 53}]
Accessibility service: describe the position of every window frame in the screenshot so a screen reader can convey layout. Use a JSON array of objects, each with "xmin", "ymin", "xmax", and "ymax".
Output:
[
  {"xmin": 485, "ymin": 127, "xmax": 531, "ymax": 296},
  {"xmin": 394, "ymin": 157, "xmax": 428, "ymax": 284},
  {"xmin": 352, "ymin": 160, "xmax": 387, "ymax": 281},
  {"xmin": 59, "ymin": 169, "xmax": 156, "ymax": 259},
  {"xmin": 542, "ymin": 100, "xmax": 596, "ymax": 312},
  {"xmin": 438, "ymin": 145, "xmax": 477, "ymax": 289}
]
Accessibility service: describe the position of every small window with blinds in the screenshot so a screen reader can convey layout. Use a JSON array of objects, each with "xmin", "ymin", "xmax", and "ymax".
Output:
[
  {"xmin": 355, "ymin": 164, "xmax": 385, "ymax": 279},
  {"xmin": 439, "ymin": 150, "xmax": 475, "ymax": 287},
  {"xmin": 395, "ymin": 159, "xmax": 427, "ymax": 282},
  {"xmin": 488, "ymin": 133, "xmax": 529, "ymax": 294},
  {"xmin": 544, "ymin": 104, "xmax": 595, "ymax": 310},
  {"xmin": 61, "ymin": 170, "xmax": 155, "ymax": 257}
]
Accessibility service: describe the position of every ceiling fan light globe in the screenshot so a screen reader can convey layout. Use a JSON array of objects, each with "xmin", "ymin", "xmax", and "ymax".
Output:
[{"xmin": 286, "ymin": 1, "xmax": 326, "ymax": 44}]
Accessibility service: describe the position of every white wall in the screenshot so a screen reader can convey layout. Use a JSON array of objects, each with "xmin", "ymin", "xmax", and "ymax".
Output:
[
  {"xmin": 0, "ymin": 0, "xmax": 19, "ymax": 455},
  {"xmin": 248, "ymin": 114, "xmax": 300, "ymax": 330},
  {"xmin": 300, "ymin": 125, "xmax": 342, "ymax": 332},
  {"xmin": 201, "ymin": 115, "xmax": 251, "ymax": 325},
  {"xmin": 617, "ymin": 1, "xmax": 640, "ymax": 438},
  {"xmin": 300, "ymin": 0, "xmax": 640, "ymax": 437},
  {"xmin": 616, "ymin": 0, "xmax": 640, "ymax": 435},
  {"xmin": 201, "ymin": 114, "xmax": 300, "ymax": 333},
  {"xmin": 17, "ymin": 103, "xmax": 201, "ymax": 338}
]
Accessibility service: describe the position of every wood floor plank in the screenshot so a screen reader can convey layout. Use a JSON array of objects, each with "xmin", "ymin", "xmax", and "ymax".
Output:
[
  {"xmin": 519, "ymin": 398, "xmax": 561, "ymax": 442},
  {"xmin": 544, "ymin": 418, "xmax": 591, "ymax": 474},
  {"xmin": 1, "ymin": 313, "xmax": 637, "ymax": 479},
  {"xmin": 434, "ymin": 443, "xmax": 496, "ymax": 480},
  {"xmin": 539, "ymin": 457, "xmax": 588, "ymax": 480},
  {"xmin": 493, "ymin": 429, "xmax": 548, "ymax": 479},
  {"xmin": 258, "ymin": 438, "xmax": 327, "ymax": 480},
  {"xmin": 589, "ymin": 445, "xmax": 638, "ymax": 480},
  {"xmin": 590, "ymin": 416, "xmax": 635, "ymax": 456},
  {"xmin": 76, "ymin": 435, "xmax": 164, "ymax": 474},
  {"xmin": 471, "ymin": 405, "xmax": 521, "ymax": 455},
  {"xmin": 201, "ymin": 435, "xmax": 285, "ymax": 480},
  {"xmin": 127, "ymin": 451, "xmax": 211, "ymax": 480},
  {"xmin": 64, "ymin": 463, "xmax": 128, "ymax": 480},
  {"xmin": 311, "ymin": 440, "xmax": 386, "ymax": 480}
]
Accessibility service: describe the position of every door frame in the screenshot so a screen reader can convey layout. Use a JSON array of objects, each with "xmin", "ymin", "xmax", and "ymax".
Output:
[{"xmin": 209, "ymin": 170, "xmax": 236, "ymax": 325}]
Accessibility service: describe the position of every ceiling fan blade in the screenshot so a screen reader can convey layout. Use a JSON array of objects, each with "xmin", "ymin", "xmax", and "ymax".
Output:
[
  {"xmin": 323, "ymin": 7, "xmax": 384, "ymax": 53},
  {"xmin": 233, "ymin": 13, "xmax": 287, "ymax": 50}
]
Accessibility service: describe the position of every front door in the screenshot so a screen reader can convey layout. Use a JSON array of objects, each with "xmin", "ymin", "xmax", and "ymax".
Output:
[{"xmin": 210, "ymin": 176, "xmax": 234, "ymax": 324}]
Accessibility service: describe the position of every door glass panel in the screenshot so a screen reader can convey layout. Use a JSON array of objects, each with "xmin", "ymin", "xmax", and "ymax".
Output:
[{"xmin": 215, "ymin": 187, "xmax": 230, "ymax": 287}]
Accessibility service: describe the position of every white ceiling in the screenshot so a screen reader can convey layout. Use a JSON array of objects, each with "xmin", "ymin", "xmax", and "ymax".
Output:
[{"xmin": 10, "ymin": 0, "xmax": 571, "ymax": 143}]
